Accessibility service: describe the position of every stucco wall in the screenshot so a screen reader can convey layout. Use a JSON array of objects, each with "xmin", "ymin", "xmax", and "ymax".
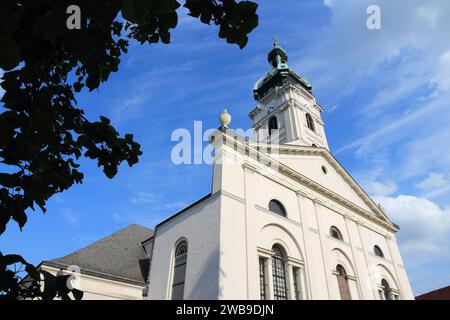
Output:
[
  {"xmin": 213, "ymin": 138, "xmax": 414, "ymax": 300},
  {"xmin": 147, "ymin": 132, "xmax": 414, "ymax": 300},
  {"xmin": 147, "ymin": 195, "xmax": 221, "ymax": 300}
]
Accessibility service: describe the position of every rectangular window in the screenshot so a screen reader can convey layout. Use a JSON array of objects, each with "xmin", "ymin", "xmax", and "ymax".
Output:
[
  {"xmin": 272, "ymin": 256, "xmax": 288, "ymax": 300},
  {"xmin": 292, "ymin": 267, "xmax": 302, "ymax": 300},
  {"xmin": 259, "ymin": 257, "xmax": 267, "ymax": 300}
]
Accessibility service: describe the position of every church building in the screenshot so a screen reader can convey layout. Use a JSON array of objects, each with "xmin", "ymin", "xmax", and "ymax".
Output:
[
  {"xmin": 41, "ymin": 41, "xmax": 414, "ymax": 300},
  {"xmin": 144, "ymin": 41, "xmax": 414, "ymax": 300}
]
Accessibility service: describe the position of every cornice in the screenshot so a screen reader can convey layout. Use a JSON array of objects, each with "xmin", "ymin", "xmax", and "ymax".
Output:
[
  {"xmin": 262, "ymin": 144, "xmax": 392, "ymax": 223},
  {"xmin": 218, "ymin": 131, "xmax": 397, "ymax": 234}
]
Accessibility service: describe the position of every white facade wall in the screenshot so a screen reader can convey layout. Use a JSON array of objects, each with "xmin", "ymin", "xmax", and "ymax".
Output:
[
  {"xmin": 147, "ymin": 195, "xmax": 221, "ymax": 299},
  {"xmin": 147, "ymin": 135, "xmax": 414, "ymax": 300},
  {"xmin": 212, "ymin": 139, "xmax": 414, "ymax": 300}
]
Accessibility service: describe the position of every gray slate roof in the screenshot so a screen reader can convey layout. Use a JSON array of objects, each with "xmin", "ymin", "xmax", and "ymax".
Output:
[{"xmin": 44, "ymin": 224, "xmax": 153, "ymax": 285}]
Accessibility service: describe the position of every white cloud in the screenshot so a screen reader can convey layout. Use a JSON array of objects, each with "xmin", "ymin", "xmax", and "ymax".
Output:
[
  {"xmin": 112, "ymin": 212, "xmax": 161, "ymax": 228},
  {"xmin": 319, "ymin": 1, "xmax": 450, "ymax": 201},
  {"xmin": 165, "ymin": 201, "xmax": 187, "ymax": 210},
  {"xmin": 61, "ymin": 208, "xmax": 79, "ymax": 226},
  {"xmin": 130, "ymin": 191, "xmax": 158, "ymax": 204},
  {"xmin": 323, "ymin": 0, "xmax": 334, "ymax": 8},
  {"xmin": 431, "ymin": 50, "xmax": 450, "ymax": 92},
  {"xmin": 415, "ymin": 172, "xmax": 447, "ymax": 190},
  {"xmin": 365, "ymin": 180, "xmax": 397, "ymax": 197},
  {"xmin": 374, "ymin": 195, "xmax": 450, "ymax": 256},
  {"xmin": 73, "ymin": 234, "xmax": 98, "ymax": 247}
]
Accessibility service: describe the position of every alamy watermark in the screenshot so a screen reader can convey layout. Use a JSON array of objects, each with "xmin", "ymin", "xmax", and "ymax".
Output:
[
  {"xmin": 367, "ymin": 5, "xmax": 382, "ymax": 30},
  {"xmin": 170, "ymin": 121, "xmax": 281, "ymax": 170}
]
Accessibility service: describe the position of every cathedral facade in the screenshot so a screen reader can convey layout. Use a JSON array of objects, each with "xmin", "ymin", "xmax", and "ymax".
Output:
[{"xmin": 144, "ymin": 41, "xmax": 414, "ymax": 300}]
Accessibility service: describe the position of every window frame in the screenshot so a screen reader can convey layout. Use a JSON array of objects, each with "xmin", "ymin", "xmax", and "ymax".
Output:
[
  {"xmin": 305, "ymin": 113, "xmax": 315, "ymax": 132},
  {"xmin": 292, "ymin": 266, "xmax": 302, "ymax": 300},
  {"xmin": 381, "ymin": 279, "xmax": 392, "ymax": 300},
  {"xmin": 268, "ymin": 199, "xmax": 287, "ymax": 217},
  {"xmin": 335, "ymin": 264, "xmax": 352, "ymax": 300},
  {"xmin": 170, "ymin": 240, "xmax": 188, "ymax": 300},
  {"xmin": 330, "ymin": 226, "xmax": 344, "ymax": 241},
  {"xmin": 268, "ymin": 116, "xmax": 278, "ymax": 136},
  {"xmin": 259, "ymin": 257, "xmax": 268, "ymax": 300},
  {"xmin": 374, "ymin": 245, "xmax": 384, "ymax": 258},
  {"xmin": 271, "ymin": 245, "xmax": 289, "ymax": 300}
]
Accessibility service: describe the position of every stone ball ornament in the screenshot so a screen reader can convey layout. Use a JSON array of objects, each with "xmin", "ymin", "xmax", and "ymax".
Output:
[{"xmin": 219, "ymin": 109, "xmax": 232, "ymax": 128}]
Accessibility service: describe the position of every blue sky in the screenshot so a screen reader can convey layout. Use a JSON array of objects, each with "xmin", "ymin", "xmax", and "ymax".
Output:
[{"xmin": 1, "ymin": 0, "xmax": 450, "ymax": 296}]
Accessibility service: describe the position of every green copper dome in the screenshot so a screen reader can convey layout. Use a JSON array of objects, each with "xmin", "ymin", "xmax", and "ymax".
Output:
[{"xmin": 253, "ymin": 38, "xmax": 312, "ymax": 100}]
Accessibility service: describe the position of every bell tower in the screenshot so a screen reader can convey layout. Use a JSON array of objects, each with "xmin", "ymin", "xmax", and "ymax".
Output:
[{"xmin": 249, "ymin": 39, "xmax": 329, "ymax": 149}]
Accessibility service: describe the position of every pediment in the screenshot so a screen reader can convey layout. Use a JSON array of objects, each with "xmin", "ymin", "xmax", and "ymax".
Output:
[{"xmin": 265, "ymin": 145, "xmax": 392, "ymax": 225}]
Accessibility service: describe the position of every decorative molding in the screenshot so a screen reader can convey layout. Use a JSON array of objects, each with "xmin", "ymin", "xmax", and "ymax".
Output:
[
  {"xmin": 257, "ymin": 247, "xmax": 274, "ymax": 258},
  {"xmin": 221, "ymin": 190, "xmax": 246, "ymax": 204},
  {"xmin": 241, "ymin": 162, "xmax": 258, "ymax": 173},
  {"xmin": 368, "ymin": 252, "xmax": 393, "ymax": 265},
  {"xmin": 287, "ymin": 256, "xmax": 304, "ymax": 266},
  {"xmin": 254, "ymin": 204, "xmax": 302, "ymax": 227},
  {"xmin": 325, "ymin": 235, "xmax": 351, "ymax": 248},
  {"xmin": 309, "ymin": 227, "xmax": 319, "ymax": 234},
  {"xmin": 218, "ymin": 131, "xmax": 397, "ymax": 235}
]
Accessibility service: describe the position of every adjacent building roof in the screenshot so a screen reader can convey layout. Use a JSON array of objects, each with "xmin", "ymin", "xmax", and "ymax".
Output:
[
  {"xmin": 416, "ymin": 286, "xmax": 450, "ymax": 300},
  {"xmin": 42, "ymin": 224, "xmax": 153, "ymax": 286}
]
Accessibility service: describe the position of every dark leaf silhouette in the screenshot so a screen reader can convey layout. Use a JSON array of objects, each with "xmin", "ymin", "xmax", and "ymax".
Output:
[{"xmin": 0, "ymin": 0, "xmax": 258, "ymax": 299}]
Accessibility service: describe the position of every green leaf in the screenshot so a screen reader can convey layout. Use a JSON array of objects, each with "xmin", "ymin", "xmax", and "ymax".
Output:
[
  {"xmin": 36, "ymin": 5, "xmax": 67, "ymax": 43},
  {"xmin": 0, "ymin": 173, "xmax": 19, "ymax": 188},
  {"xmin": 13, "ymin": 210, "xmax": 27, "ymax": 230},
  {"xmin": 100, "ymin": 116, "xmax": 111, "ymax": 124},
  {"xmin": 122, "ymin": 0, "xmax": 147, "ymax": 24},
  {"xmin": 0, "ymin": 38, "xmax": 21, "ymax": 71},
  {"xmin": 86, "ymin": 75, "xmax": 100, "ymax": 91}
]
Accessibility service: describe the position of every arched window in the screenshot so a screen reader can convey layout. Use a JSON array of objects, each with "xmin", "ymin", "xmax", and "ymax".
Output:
[
  {"xmin": 268, "ymin": 200, "xmax": 286, "ymax": 217},
  {"xmin": 330, "ymin": 226, "xmax": 343, "ymax": 241},
  {"xmin": 374, "ymin": 245, "xmax": 384, "ymax": 258},
  {"xmin": 381, "ymin": 279, "xmax": 392, "ymax": 300},
  {"xmin": 336, "ymin": 264, "xmax": 351, "ymax": 300},
  {"xmin": 271, "ymin": 245, "xmax": 288, "ymax": 300},
  {"xmin": 268, "ymin": 116, "xmax": 278, "ymax": 136},
  {"xmin": 171, "ymin": 240, "xmax": 188, "ymax": 300},
  {"xmin": 305, "ymin": 113, "xmax": 315, "ymax": 132}
]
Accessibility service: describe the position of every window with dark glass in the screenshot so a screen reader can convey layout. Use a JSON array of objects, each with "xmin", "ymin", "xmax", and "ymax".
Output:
[
  {"xmin": 330, "ymin": 226, "xmax": 343, "ymax": 241},
  {"xmin": 259, "ymin": 257, "xmax": 267, "ymax": 300},
  {"xmin": 292, "ymin": 267, "xmax": 302, "ymax": 300},
  {"xmin": 272, "ymin": 245, "xmax": 288, "ymax": 300},
  {"xmin": 306, "ymin": 113, "xmax": 315, "ymax": 132},
  {"xmin": 336, "ymin": 264, "xmax": 351, "ymax": 300},
  {"xmin": 171, "ymin": 241, "xmax": 188, "ymax": 300},
  {"xmin": 381, "ymin": 279, "xmax": 392, "ymax": 300},
  {"xmin": 268, "ymin": 200, "xmax": 286, "ymax": 217},
  {"xmin": 374, "ymin": 245, "xmax": 384, "ymax": 258},
  {"xmin": 268, "ymin": 116, "xmax": 278, "ymax": 136}
]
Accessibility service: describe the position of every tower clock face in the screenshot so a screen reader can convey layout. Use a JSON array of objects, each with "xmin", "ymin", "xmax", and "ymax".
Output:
[{"xmin": 265, "ymin": 99, "xmax": 276, "ymax": 113}]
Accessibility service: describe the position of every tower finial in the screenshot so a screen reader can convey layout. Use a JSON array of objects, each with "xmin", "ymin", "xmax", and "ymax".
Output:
[
  {"xmin": 273, "ymin": 36, "xmax": 279, "ymax": 48},
  {"xmin": 219, "ymin": 109, "xmax": 231, "ymax": 129}
]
